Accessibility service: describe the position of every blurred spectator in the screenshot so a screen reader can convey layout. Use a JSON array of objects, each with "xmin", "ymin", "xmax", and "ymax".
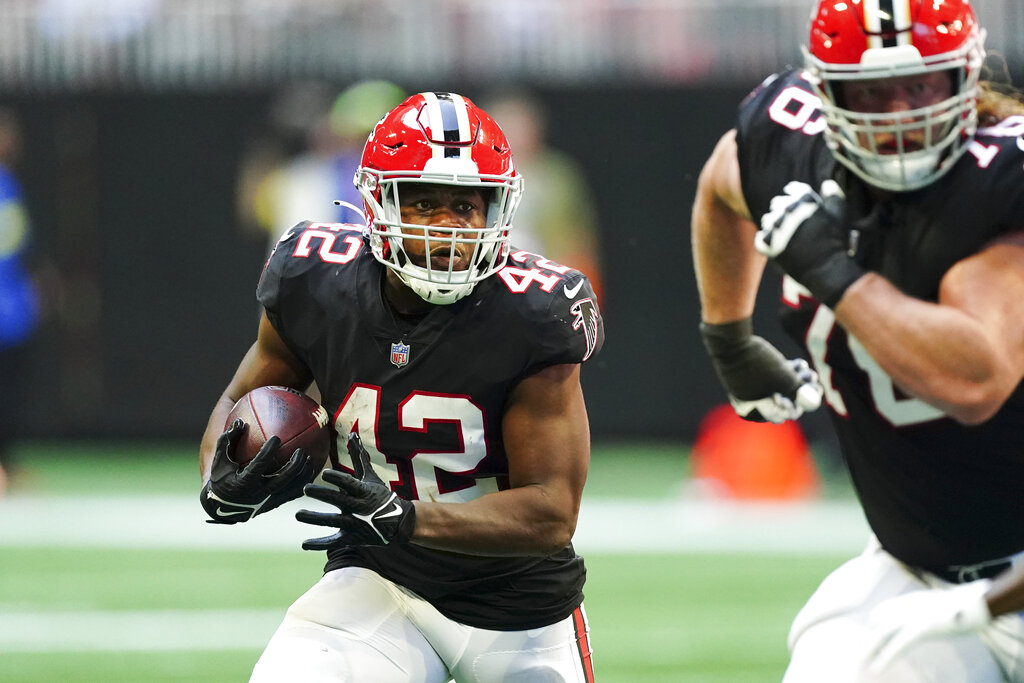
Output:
[
  {"xmin": 235, "ymin": 80, "xmax": 334, "ymax": 248},
  {"xmin": 235, "ymin": 80, "xmax": 405, "ymax": 406},
  {"xmin": 482, "ymin": 90, "xmax": 604, "ymax": 301},
  {"xmin": 237, "ymin": 79, "xmax": 406, "ymax": 256},
  {"xmin": 0, "ymin": 108, "xmax": 41, "ymax": 495}
]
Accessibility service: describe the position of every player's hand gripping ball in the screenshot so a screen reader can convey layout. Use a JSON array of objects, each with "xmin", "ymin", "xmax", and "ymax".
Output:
[{"xmin": 200, "ymin": 387, "xmax": 331, "ymax": 524}]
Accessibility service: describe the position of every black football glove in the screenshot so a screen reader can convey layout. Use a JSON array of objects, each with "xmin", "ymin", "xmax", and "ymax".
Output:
[
  {"xmin": 296, "ymin": 432, "xmax": 416, "ymax": 550},
  {"xmin": 755, "ymin": 180, "xmax": 866, "ymax": 308},
  {"xmin": 200, "ymin": 418, "xmax": 318, "ymax": 524},
  {"xmin": 700, "ymin": 318, "xmax": 823, "ymax": 424}
]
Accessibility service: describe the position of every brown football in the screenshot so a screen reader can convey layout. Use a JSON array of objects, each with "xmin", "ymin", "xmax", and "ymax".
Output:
[{"xmin": 224, "ymin": 386, "xmax": 331, "ymax": 471}]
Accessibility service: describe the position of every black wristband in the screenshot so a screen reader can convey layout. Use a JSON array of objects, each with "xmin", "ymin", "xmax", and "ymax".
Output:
[
  {"xmin": 699, "ymin": 317, "xmax": 753, "ymax": 359},
  {"xmin": 800, "ymin": 252, "xmax": 865, "ymax": 309}
]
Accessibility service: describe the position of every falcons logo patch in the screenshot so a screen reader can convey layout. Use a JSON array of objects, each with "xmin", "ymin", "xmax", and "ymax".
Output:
[{"xmin": 570, "ymin": 297, "xmax": 599, "ymax": 361}]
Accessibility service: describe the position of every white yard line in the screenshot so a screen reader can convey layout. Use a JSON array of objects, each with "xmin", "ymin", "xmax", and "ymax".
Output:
[
  {"xmin": 0, "ymin": 493, "xmax": 871, "ymax": 554},
  {"xmin": 0, "ymin": 608, "xmax": 282, "ymax": 652},
  {"xmin": 0, "ymin": 494, "xmax": 872, "ymax": 654}
]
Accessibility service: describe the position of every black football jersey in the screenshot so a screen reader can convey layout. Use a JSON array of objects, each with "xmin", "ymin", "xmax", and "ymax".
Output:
[
  {"xmin": 257, "ymin": 222, "xmax": 605, "ymax": 630},
  {"xmin": 736, "ymin": 69, "xmax": 1024, "ymax": 571}
]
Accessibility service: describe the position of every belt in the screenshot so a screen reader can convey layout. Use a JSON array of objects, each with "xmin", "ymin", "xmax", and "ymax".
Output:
[{"xmin": 928, "ymin": 558, "xmax": 1013, "ymax": 584}]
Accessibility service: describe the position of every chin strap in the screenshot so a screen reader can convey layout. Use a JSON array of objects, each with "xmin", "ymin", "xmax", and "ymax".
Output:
[{"xmin": 403, "ymin": 273, "xmax": 476, "ymax": 305}]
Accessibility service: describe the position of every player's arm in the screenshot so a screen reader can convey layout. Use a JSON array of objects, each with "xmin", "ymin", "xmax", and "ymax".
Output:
[
  {"xmin": 691, "ymin": 129, "xmax": 762, "ymax": 324},
  {"xmin": 298, "ymin": 362, "xmax": 590, "ymax": 556},
  {"xmin": 754, "ymin": 168, "xmax": 1024, "ymax": 424},
  {"xmin": 691, "ymin": 130, "xmax": 823, "ymax": 423},
  {"xmin": 199, "ymin": 311, "xmax": 312, "ymax": 483},
  {"xmin": 834, "ymin": 231, "xmax": 1024, "ymax": 424},
  {"xmin": 405, "ymin": 362, "xmax": 590, "ymax": 556},
  {"xmin": 985, "ymin": 561, "xmax": 1024, "ymax": 618}
]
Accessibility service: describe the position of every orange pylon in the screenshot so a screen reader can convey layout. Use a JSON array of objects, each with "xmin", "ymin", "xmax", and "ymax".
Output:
[{"xmin": 691, "ymin": 404, "xmax": 820, "ymax": 500}]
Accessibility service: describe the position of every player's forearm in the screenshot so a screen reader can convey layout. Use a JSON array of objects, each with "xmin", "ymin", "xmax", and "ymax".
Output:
[
  {"xmin": 984, "ymin": 564, "xmax": 1024, "ymax": 619},
  {"xmin": 199, "ymin": 395, "xmax": 238, "ymax": 483},
  {"xmin": 835, "ymin": 274, "xmax": 1010, "ymax": 424},
  {"xmin": 691, "ymin": 190, "xmax": 766, "ymax": 324},
  {"xmin": 410, "ymin": 486, "xmax": 579, "ymax": 557}
]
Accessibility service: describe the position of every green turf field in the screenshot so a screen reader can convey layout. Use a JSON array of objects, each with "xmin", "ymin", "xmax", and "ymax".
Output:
[{"xmin": 0, "ymin": 442, "xmax": 853, "ymax": 682}]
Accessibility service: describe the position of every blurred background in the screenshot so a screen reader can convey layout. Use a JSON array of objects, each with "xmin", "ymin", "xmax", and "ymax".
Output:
[
  {"xmin": 1, "ymin": 2, "xmax": 1023, "ymax": 680},
  {"xmin": 2, "ymin": 0, "xmax": 1021, "ymax": 446}
]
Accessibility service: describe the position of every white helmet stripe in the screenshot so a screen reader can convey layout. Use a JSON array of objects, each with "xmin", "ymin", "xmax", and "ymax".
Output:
[
  {"xmin": 420, "ymin": 91, "xmax": 471, "ymax": 162},
  {"xmin": 862, "ymin": 0, "xmax": 884, "ymax": 49},
  {"xmin": 862, "ymin": 0, "xmax": 913, "ymax": 50},
  {"xmin": 420, "ymin": 92, "xmax": 445, "ymax": 163},
  {"xmin": 889, "ymin": 0, "xmax": 912, "ymax": 46},
  {"xmin": 891, "ymin": 0, "xmax": 912, "ymax": 33},
  {"xmin": 449, "ymin": 93, "xmax": 472, "ymax": 162}
]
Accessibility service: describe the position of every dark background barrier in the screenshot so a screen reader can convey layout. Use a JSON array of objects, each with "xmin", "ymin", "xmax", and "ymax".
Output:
[
  {"xmin": 3, "ymin": 1, "xmax": 1020, "ymax": 450},
  {"xmin": 7, "ymin": 83, "xmax": 829, "ymax": 444}
]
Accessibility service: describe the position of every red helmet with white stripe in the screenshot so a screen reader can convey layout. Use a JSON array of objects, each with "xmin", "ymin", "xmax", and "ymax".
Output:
[
  {"xmin": 803, "ymin": 0, "xmax": 986, "ymax": 191},
  {"xmin": 355, "ymin": 91, "xmax": 523, "ymax": 304}
]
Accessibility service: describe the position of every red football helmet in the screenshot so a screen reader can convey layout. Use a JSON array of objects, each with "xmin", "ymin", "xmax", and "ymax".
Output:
[
  {"xmin": 354, "ymin": 91, "xmax": 523, "ymax": 304},
  {"xmin": 803, "ymin": 0, "xmax": 986, "ymax": 191}
]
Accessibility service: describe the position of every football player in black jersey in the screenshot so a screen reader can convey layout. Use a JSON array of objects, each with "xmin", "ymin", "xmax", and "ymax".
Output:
[
  {"xmin": 691, "ymin": 1, "xmax": 1024, "ymax": 681},
  {"xmin": 199, "ymin": 91, "xmax": 602, "ymax": 682}
]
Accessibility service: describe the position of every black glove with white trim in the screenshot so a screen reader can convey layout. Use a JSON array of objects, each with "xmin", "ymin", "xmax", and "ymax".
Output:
[
  {"xmin": 200, "ymin": 418, "xmax": 317, "ymax": 524},
  {"xmin": 755, "ymin": 180, "xmax": 866, "ymax": 308},
  {"xmin": 296, "ymin": 432, "xmax": 416, "ymax": 549},
  {"xmin": 701, "ymin": 318, "xmax": 823, "ymax": 424}
]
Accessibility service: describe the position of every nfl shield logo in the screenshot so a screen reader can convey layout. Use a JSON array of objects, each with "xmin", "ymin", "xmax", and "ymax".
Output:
[{"xmin": 390, "ymin": 341, "xmax": 410, "ymax": 368}]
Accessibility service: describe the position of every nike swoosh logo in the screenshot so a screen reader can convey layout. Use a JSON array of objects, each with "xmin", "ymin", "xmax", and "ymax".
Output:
[
  {"xmin": 1017, "ymin": 136, "xmax": 1024, "ymax": 153},
  {"xmin": 563, "ymin": 280, "xmax": 584, "ymax": 298},
  {"xmin": 376, "ymin": 502, "xmax": 404, "ymax": 519},
  {"xmin": 215, "ymin": 507, "xmax": 249, "ymax": 517}
]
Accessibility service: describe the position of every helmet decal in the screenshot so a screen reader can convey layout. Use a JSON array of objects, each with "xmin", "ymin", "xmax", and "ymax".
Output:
[
  {"xmin": 419, "ymin": 92, "xmax": 474, "ymax": 161},
  {"xmin": 862, "ymin": 0, "xmax": 914, "ymax": 50}
]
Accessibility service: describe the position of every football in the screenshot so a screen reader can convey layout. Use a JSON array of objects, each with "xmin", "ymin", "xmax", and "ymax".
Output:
[{"xmin": 224, "ymin": 385, "xmax": 331, "ymax": 472}]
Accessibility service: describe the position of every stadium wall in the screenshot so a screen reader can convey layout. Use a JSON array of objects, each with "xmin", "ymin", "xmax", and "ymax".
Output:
[{"xmin": 8, "ymin": 69, "xmax": 1018, "ymax": 443}]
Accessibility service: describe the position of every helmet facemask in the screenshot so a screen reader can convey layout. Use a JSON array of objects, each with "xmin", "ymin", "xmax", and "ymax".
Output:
[{"xmin": 356, "ymin": 163, "xmax": 523, "ymax": 305}]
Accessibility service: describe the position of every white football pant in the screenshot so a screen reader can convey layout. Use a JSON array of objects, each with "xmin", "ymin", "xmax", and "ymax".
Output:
[
  {"xmin": 250, "ymin": 566, "xmax": 596, "ymax": 682},
  {"xmin": 784, "ymin": 537, "xmax": 1024, "ymax": 682}
]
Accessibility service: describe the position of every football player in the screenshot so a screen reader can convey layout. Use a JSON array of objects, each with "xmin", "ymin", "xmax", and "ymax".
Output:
[
  {"xmin": 690, "ymin": 1, "xmax": 1024, "ymax": 681},
  {"xmin": 199, "ymin": 91, "xmax": 602, "ymax": 682}
]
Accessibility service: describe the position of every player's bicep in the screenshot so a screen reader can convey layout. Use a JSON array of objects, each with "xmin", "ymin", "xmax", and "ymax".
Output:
[
  {"xmin": 692, "ymin": 129, "xmax": 766, "ymax": 323},
  {"xmin": 939, "ymin": 231, "xmax": 1024, "ymax": 387},
  {"xmin": 694, "ymin": 129, "xmax": 753, "ymax": 222},
  {"xmin": 502, "ymin": 364, "xmax": 589, "ymax": 521},
  {"xmin": 223, "ymin": 312, "xmax": 313, "ymax": 403}
]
